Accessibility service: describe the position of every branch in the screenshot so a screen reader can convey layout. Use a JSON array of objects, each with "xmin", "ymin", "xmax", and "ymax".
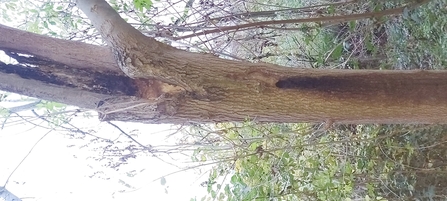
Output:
[
  {"xmin": 75, "ymin": 0, "xmax": 147, "ymax": 46},
  {"xmin": 197, "ymin": 0, "xmax": 356, "ymax": 25},
  {"xmin": 0, "ymin": 24, "xmax": 118, "ymax": 72},
  {"xmin": 76, "ymin": 0, "xmax": 179, "ymax": 83},
  {"xmin": 175, "ymin": 1, "xmax": 428, "ymax": 40},
  {"xmin": 107, "ymin": 121, "xmax": 152, "ymax": 149},
  {"xmin": 2, "ymin": 129, "xmax": 52, "ymax": 188}
]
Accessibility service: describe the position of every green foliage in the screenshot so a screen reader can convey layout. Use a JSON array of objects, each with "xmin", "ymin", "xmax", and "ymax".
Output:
[
  {"xmin": 193, "ymin": 122, "xmax": 447, "ymax": 200},
  {"xmin": 386, "ymin": 0, "xmax": 447, "ymax": 69},
  {"xmin": 255, "ymin": 0, "xmax": 446, "ymax": 70},
  {"xmin": 0, "ymin": 107, "xmax": 9, "ymax": 117},
  {"xmin": 36, "ymin": 101, "xmax": 65, "ymax": 111},
  {"xmin": 0, "ymin": 0, "xmax": 83, "ymax": 37},
  {"xmin": 133, "ymin": 0, "xmax": 153, "ymax": 12},
  {"xmin": 0, "ymin": 0, "xmax": 158, "ymax": 42},
  {"xmin": 191, "ymin": 122, "xmax": 356, "ymax": 200},
  {"xmin": 0, "ymin": 93, "xmax": 10, "ymax": 117},
  {"xmin": 35, "ymin": 101, "xmax": 67, "ymax": 127}
]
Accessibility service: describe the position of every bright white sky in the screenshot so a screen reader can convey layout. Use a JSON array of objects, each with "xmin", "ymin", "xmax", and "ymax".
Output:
[
  {"xmin": 0, "ymin": 0, "xmax": 211, "ymax": 200},
  {"xmin": 0, "ymin": 99, "xmax": 209, "ymax": 201}
]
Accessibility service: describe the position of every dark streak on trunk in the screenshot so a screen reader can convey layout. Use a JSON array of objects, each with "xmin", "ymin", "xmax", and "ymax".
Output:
[
  {"xmin": 276, "ymin": 72, "xmax": 447, "ymax": 105},
  {"xmin": 0, "ymin": 56, "xmax": 139, "ymax": 96}
]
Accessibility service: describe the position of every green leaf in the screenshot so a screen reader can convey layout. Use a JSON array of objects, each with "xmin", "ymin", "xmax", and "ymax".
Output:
[
  {"xmin": 0, "ymin": 108, "xmax": 10, "ymax": 117},
  {"xmin": 224, "ymin": 184, "xmax": 231, "ymax": 194},
  {"xmin": 133, "ymin": 0, "xmax": 152, "ymax": 12},
  {"xmin": 6, "ymin": 3, "xmax": 17, "ymax": 11},
  {"xmin": 332, "ymin": 44, "xmax": 343, "ymax": 59},
  {"xmin": 402, "ymin": 7, "xmax": 410, "ymax": 20},
  {"xmin": 27, "ymin": 20, "xmax": 40, "ymax": 33},
  {"xmin": 211, "ymin": 189, "xmax": 216, "ymax": 198},
  {"xmin": 327, "ymin": 5, "xmax": 335, "ymax": 14},
  {"xmin": 348, "ymin": 21, "xmax": 356, "ymax": 31},
  {"xmin": 230, "ymin": 175, "xmax": 240, "ymax": 184}
]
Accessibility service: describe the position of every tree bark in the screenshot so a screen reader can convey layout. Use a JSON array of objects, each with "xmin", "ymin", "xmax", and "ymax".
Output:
[{"xmin": 0, "ymin": 0, "xmax": 446, "ymax": 124}]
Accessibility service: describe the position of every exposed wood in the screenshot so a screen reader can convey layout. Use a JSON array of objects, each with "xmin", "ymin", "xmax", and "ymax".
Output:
[
  {"xmin": 0, "ymin": 0, "xmax": 445, "ymax": 124},
  {"xmin": 0, "ymin": 49, "xmax": 174, "ymax": 123}
]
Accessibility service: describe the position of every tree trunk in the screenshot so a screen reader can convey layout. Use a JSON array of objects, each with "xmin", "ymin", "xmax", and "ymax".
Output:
[{"xmin": 0, "ymin": 0, "xmax": 446, "ymax": 124}]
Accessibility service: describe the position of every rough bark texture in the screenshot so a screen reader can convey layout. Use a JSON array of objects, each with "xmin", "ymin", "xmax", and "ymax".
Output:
[
  {"xmin": 0, "ymin": 25, "xmax": 116, "ymax": 72},
  {"xmin": 0, "ymin": 1, "xmax": 446, "ymax": 124},
  {"xmin": 0, "ymin": 25, "xmax": 174, "ymax": 123}
]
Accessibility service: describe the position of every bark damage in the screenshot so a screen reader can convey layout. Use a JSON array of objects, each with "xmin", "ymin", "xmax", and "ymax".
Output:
[
  {"xmin": 71, "ymin": 0, "xmax": 447, "ymax": 124},
  {"xmin": 275, "ymin": 72, "xmax": 447, "ymax": 104},
  {"xmin": 0, "ymin": 0, "xmax": 445, "ymax": 124},
  {"xmin": 2, "ymin": 52, "xmax": 138, "ymax": 96}
]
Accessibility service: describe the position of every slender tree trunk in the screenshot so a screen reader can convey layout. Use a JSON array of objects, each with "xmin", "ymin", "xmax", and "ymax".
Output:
[{"xmin": 0, "ymin": 0, "xmax": 446, "ymax": 124}]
